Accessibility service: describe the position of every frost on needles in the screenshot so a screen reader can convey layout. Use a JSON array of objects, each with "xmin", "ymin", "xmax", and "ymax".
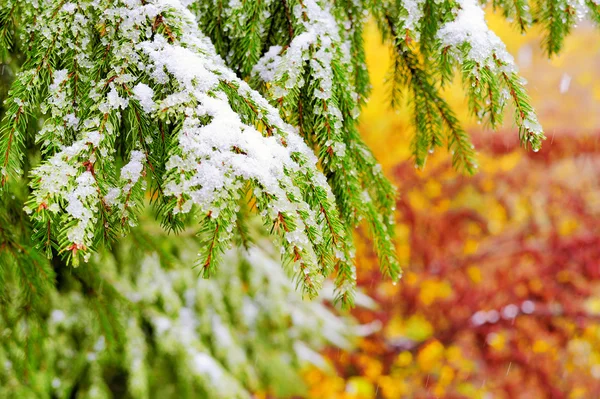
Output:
[{"xmin": 1, "ymin": 0, "xmax": 599, "ymax": 306}]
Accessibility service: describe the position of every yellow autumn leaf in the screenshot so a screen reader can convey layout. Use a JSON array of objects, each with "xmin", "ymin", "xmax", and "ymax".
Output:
[
  {"xmin": 417, "ymin": 340, "xmax": 444, "ymax": 372},
  {"xmin": 395, "ymin": 351, "xmax": 413, "ymax": 367},
  {"xmin": 346, "ymin": 376, "xmax": 375, "ymax": 398},
  {"xmin": 533, "ymin": 340, "xmax": 551, "ymax": 353},
  {"xmin": 467, "ymin": 266, "xmax": 482, "ymax": 284},
  {"xmin": 463, "ymin": 239, "xmax": 479, "ymax": 255},
  {"xmin": 419, "ymin": 280, "xmax": 453, "ymax": 305},
  {"xmin": 439, "ymin": 365, "xmax": 456, "ymax": 386},
  {"xmin": 584, "ymin": 298, "xmax": 600, "ymax": 315},
  {"xmin": 487, "ymin": 332, "xmax": 506, "ymax": 351}
]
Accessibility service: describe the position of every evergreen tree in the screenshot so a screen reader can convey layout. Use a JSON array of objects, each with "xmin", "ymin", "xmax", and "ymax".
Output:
[{"xmin": 0, "ymin": 0, "xmax": 598, "ymax": 397}]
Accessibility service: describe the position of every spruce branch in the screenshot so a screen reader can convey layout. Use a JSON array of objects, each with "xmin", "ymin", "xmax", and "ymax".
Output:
[
  {"xmin": 1, "ymin": 0, "xmax": 600, "ymax": 396},
  {"xmin": 0, "ymin": 0, "xmax": 596, "ymax": 322}
]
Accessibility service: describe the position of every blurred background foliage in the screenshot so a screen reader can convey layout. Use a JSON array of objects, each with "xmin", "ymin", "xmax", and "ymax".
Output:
[{"xmin": 302, "ymin": 10, "xmax": 600, "ymax": 399}]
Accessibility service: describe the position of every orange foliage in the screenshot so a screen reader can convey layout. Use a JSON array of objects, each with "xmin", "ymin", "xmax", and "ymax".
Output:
[{"xmin": 304, "ymin": 13, "xmax": 600, "ymax": 399}]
